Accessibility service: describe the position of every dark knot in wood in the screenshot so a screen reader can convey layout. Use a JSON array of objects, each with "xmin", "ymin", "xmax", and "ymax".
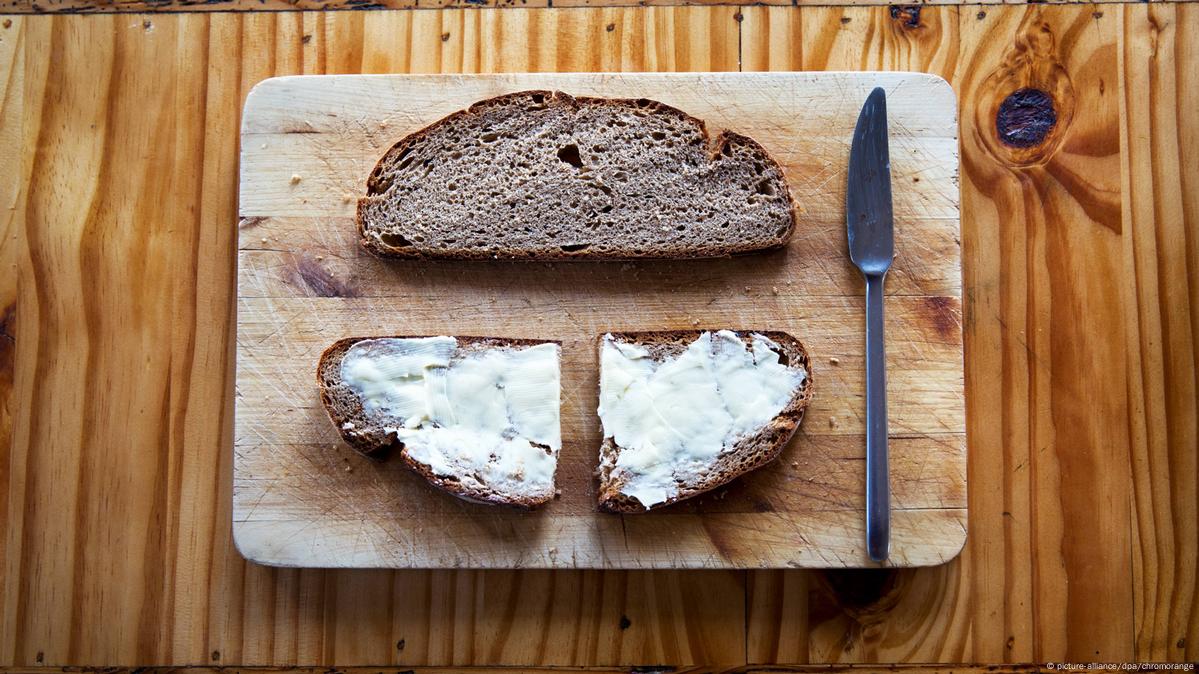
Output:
[
  {"xmin": 888, "ymin": 5, "xmax": 922, "ymax": 29},
  {"xmin": 819, "ymin": 568, "xmax": 901, "ymax": 614},
  {"xmin": 996, "ymin": 87, "xmax": 1057, "ymax": 148}
]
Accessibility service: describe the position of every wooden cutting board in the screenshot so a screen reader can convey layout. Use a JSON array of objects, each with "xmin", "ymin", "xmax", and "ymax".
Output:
[{"xmin": 234, "ymin": 72, "xmax": 964, "ymax": 569}]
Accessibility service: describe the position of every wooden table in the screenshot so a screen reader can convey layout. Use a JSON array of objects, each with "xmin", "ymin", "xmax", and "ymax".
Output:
[{"xmin": 0, "ymin": 0, "xmax": 1195, "ymax": 667}]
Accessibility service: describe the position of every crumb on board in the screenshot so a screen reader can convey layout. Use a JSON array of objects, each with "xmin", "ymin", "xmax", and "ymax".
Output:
[
  {"xmin": 829, "ymin": 416, "xmax": 838, "ymax": 428},
  {"xmin": 548, "ymin": 547, "xmax": 558, "ymax": 555},
  {"xmin": 342, "ymin": 194, "xmax": 355, "ymax": 204},
  {"xmin": 290, "ymin": 174, "xmax": 302, "ymax": 184},
  {"xmin": 744, "ymin": 285, "xmax": 751, "ymax": 293},
  {"xmin": 260, "ymin": 238, "xmax": 268, "ymax": 244},
  {"xmin": 830, "ymin": 357, "xmax": 840, "ymax": 365},
  {"xmin": 771, "ymin": 286, "xmax": 779, "ymax": 295},
  {"xmin": 260, "ymin": 143, "xmax": 268, "ymax": 150},
  {"xmin": 791, "ymin": 461, "xmax": 799, "ymax": 468},
  {"xmin": 344, "ymin": 465, "xmax": 353, "ymax": 473},
  {"xmin": 379, "ymin": 120, "xmax": 389, "ymax": 129}
]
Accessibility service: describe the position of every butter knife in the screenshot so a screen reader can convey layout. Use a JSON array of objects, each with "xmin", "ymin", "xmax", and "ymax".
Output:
[{"xmin": 847, "ymin": 87, "xmax": 893, "ymax": 562}]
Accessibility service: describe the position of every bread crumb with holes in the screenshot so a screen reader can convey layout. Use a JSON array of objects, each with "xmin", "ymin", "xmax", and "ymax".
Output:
[{"xmin": 357, "ymin": 92, "xmax": 795, "ymax": 260}]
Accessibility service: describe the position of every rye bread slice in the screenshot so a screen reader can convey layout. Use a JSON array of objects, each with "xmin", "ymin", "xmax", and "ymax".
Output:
[
  {"xmin": 357, "ymin": 90, "xmax": 797, "ymax": 260},
  {"xmin": 596, "ymin": 330, "xmax": 814, "ymax": 513},
  {"xmin": 317, "ymin": 335, "xmax": 560, "ymax": 508}
]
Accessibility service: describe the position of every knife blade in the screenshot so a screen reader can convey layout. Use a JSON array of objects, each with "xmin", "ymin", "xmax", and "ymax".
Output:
[{"xmin": 846, "ymin": 87, "xmax": 893, "ymax": 562}]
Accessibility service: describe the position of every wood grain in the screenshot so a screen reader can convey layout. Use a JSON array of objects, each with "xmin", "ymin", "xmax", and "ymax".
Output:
[
  {"xmin": 2, "ymin": 2, "xmax": 1195, "ymax": 667},
  {"xmin": 0, "ymin": 0, "xmax": 1155, "ymax": 15},
  {"xmin": 4, "ymin": 9, "xmax": 748, "ymax": 666},
  {"xmin": 1120, "ymin": 3, "xmax": 1198, "ymax": 661},
  {"xmin": 743, "ymin": 8, "xmax": 975, "ymax": 661},
  {"xmin": 743, "ymin": 3, "xmax": 1139, "ymax": 663},
  {"xmin": 234, "ymin": 71, "xmax": 964, "ymax": 569},
  {"xmin": 0, "ymin": 662, "xmax": 1059, "ymax": 666},
  {"xmin": 2, "ymin": 0, "xmax": 554, "ymax": 11},
  {"xmin": 957, "ymin": 2, "xmax": 1129, "ymax": 661},
  {"xmin": 0, "ymin": 17, "xmax": 24, "ymax": 663}
]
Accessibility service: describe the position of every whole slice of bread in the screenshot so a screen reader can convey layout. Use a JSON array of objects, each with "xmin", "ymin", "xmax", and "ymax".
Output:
[
  {"xmin": 358, "ymin": 90, "xmax": 797, "ymax": 260},
  {"xmin": 596, "ymin": 330, "xmax": 813, "ymax": 513},
  {"xmin": 317, "ymin": 335, "xmax": 560, "ymax": 508}
]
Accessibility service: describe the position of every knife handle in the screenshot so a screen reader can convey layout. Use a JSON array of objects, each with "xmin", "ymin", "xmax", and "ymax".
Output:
[{"xmin": 864, "ymin": 272, "xmax": 890, "ymax": 562}]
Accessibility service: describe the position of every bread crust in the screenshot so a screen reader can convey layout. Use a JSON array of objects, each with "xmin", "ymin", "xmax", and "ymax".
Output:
[
  {"xmin": 357, "ymin": 90, "xmax": 798, "ymax": 261},
  {"xmin": 594, "ymin": 329, "xmax": 814, "ymax": 513},
  {"xmin": 316, "ymin": 335, "xmax": 561, "ymax": 509}
]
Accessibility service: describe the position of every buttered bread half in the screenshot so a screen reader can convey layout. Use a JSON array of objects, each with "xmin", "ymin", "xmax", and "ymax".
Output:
[
  {"xmin": 596, "ymin": 330, "xmax": 813, "ymax": 512},
  {"xmin": 317, "ymin": 336, "xmax": 561, "ymax": 508}
]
